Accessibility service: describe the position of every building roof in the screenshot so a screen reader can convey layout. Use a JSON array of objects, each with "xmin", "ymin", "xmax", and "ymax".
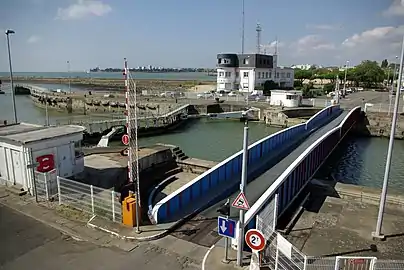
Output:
[
  {"xmin": 0, "ymin": 123, "xmax": 86, "ymax": 145},
  {"xmin": 271, "ymin": 90, "xmax": 303, "ymax": 94}
]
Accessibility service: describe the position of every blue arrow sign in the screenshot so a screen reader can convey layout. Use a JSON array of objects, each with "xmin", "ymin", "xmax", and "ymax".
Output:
[{"xmin": 218, "ymin": 216, "xmax": 236, "ymax": 239}]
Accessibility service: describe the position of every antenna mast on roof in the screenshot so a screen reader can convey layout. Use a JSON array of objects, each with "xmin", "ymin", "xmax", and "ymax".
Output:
[{"xmin": 256, "ymin": 22, "xmax": 262, "ymax": 54}]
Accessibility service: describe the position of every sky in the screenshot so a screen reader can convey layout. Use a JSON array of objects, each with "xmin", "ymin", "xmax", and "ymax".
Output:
[{"xmin": 1, "ymin": 0, "xmax": 404, "ymax": 72}]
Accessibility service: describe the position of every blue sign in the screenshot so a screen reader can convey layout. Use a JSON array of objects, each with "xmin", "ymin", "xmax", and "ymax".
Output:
[{"xmin": 218, "ymin": 216, "xmax": 236, "ymax": 239}]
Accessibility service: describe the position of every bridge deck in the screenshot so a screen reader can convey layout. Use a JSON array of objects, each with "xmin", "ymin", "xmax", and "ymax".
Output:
[
  {"xmin": 201, "ymin": 111, "xmax": 348, "ymax": 219},
  {"xmin": 170, "ymin": 111, "xmax": 348, "ymax": 246}
]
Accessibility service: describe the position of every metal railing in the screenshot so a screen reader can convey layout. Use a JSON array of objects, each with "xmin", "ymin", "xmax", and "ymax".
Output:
[{"xmin": 57, "ymin": 176, "xmax": 122, "ymax": 223}]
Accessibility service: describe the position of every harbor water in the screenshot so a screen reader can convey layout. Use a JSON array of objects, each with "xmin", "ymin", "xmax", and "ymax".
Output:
[{"xmin": 0, "ymin": 83, "xmax": 403, "ymax": 192}]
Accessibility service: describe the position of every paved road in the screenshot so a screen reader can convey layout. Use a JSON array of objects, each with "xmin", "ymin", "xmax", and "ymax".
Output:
[
  {"xmin": 201, "ymin": 110, "xmax": 348, "ymax": 219},
  {"xmin": 0, "ymin": 205, "xmax": 198, "ymax": 270},
  {"xmin": 171, "ymin": 110, "xmax": 349, "ymax": 247}
]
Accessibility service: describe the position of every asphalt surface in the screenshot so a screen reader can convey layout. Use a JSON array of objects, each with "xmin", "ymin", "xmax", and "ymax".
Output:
[
  {"xmin": 171, "ymin": 110, "xmax": 350, "ymax": 247},
  {"xmin": 0, "ymin": 205, "xmax": 198, "ymax": 270},
  {"xmin": 201, "ymin": 110, "xmax": 348, "ymax": 219}
]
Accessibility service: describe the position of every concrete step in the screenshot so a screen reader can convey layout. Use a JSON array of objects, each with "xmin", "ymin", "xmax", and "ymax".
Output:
[{"xmin": 6, "ymin": 185, "xmax": 28, "ymax": 196}]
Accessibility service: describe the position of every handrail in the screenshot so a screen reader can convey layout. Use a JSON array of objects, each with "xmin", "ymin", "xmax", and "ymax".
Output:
[
  {"xmin": 151, "ymin": 122, "xmax": 306, "ymax": 220},
  {"xmin": 305, "ymin": 104, "xmax": 340, "ymax": 130},
  {"xmin": 245, "ymin": 106, "xmax": 360, "ymax": 225},
  {"xmin": 151, "ymin": 105, "xmax": 341, "ymax": 223}
]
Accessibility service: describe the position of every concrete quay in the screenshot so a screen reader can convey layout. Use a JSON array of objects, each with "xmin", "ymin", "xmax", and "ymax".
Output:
[{"xmin": 283, "ymin": 180, "xmax": 404, "ymax": 260}]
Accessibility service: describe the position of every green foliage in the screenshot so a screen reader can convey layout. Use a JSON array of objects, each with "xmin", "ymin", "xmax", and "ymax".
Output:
[
  {"xmin": 302, "ymin": 82, "xmax": 314, "ymax": 98},
  {"xmin": 294, "ymin": 80, "xmax": 303, "ymax": 88},
  {"xmin": 297, "ymin": 60, "xmax": 387, "ymax": 89},
  {"xmin": 323, "ymin": 83, "xmax": 334, "ymax": 94},
  {"xmin": 263, "ymin": 80, "xmax": 278, "ymax": 96},
  {"xmin": 381, "ymin": 59, "xmax": 388, "ymax": 68}
]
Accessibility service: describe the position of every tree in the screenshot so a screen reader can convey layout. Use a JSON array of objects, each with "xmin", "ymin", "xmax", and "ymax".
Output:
[
  {"xmin": 354, "ymin": 60, "xmax": 385, "ymax": 88},
  {"xmin": 323, "ymin": 83, "xmax": 334, "ymax": 94},
  {"xmin": 381, "ymin": 59, "xmax": 388, "ymax": 68},
  {"xmin": 294, "ymin": 69, "xmax": 312, "ymax": 83},
  {"xmin": 263, "ymin": 80, "xmax": 277, "ymax": 96},
  {"xmin": 302, "ymin": 82, "xmax": 314, "ymax": 98}
]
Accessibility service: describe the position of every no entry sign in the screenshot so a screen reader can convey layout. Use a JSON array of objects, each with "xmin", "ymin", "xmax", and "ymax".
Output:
[{"xmin": 121, "ymin": 134, "xmax": 129, "ymax": 145}]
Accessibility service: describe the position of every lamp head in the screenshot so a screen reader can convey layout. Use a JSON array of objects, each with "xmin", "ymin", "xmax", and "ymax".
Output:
[{"xmin": 5, "ymin": 30, "xmax": 15, "ymax": 35}]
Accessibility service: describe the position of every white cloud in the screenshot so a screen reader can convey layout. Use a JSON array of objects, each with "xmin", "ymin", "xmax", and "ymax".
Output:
[
  {"xmin": 342, "ymin": 25, "xmax": 404, "ymax": 48},
  {"xmin": 27, "ymin": 35, "xmax": 40, "ymax": 44},
  {"xmin": 383, "ymin": 0, "xmax": 404, "ymax": 16},
  {"xmin": 306, "ymin": 24, "xmax": 341, "ymax": 30},
  {"xmin": 56, "ymin": 0, "xmax": 112, "ymax": 20},
  {"xmin": 293, "ymin": 35, "xmax": 336, "ymax": 52},
  {"xmin": 260, "ymin": 40, "xmax": 285, "ymax": 53}
]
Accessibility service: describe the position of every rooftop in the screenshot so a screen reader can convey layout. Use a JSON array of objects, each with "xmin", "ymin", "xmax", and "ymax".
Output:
[{"xmin": 0, "ymin": 123, "xmax": 86, "ymax": 145}]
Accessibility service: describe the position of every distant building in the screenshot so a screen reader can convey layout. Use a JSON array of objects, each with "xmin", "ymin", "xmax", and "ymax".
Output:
[
  {"xmin": 291, "ymin": 64, "xmax": 324, "ymax": 70},
  {"xmin": 216, "ymin": 53, "xmax": 294, "ymax": 93}
]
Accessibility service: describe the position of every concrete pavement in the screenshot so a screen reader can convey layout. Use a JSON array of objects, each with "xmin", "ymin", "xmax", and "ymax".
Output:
[{"xmin": 0, "ymin": 187, "xmax": 249, "ymax": 270}]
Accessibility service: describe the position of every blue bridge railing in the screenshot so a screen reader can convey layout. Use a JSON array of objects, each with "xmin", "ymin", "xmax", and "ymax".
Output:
[{"xmin": 151, "ymin": 104, "xmax": 341, "ymax": 223}]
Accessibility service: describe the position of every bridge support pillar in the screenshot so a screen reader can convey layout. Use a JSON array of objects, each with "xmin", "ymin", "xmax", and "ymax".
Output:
[{"xmin": 97, "ymin": 127, "xmax": 119, "ymax": 147}]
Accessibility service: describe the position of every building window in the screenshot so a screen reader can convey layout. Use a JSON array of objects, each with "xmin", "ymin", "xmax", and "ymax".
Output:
[
  {"xmin": 287, "ymin": 73, "xmax": 291, "ymax": 78},
  {"xmin": 218, "ymin": 58, "xmax": 222, "ymax": 64},
  {"xmin": 243, "ymin": 72, "xmax": 249, "ymax": 78},
  {"xmin": 276, "ymin": 72, "xmax": 279, "ymax": 78},
  {"xmin": 269, "ymin": 72, "xmax": 272, "ymax": 78},
  {"xmin": 243, "ymin": 83, "xmax": 249, "ymax": 89},
  {"xmin": 234, "ymin": 83, "xmax": 240, "ymax": 89},
  {"xmin": 235, "ymin": 72, "xmax": 239, "ymax": 78},
  {"xmin": 223, "ymin": 59, "xmax": 230, "ymax": 64},
  {"xmin": 225, "ymin": 72, "xmax": 231, "ymax": 78},
  {"xmin": 281, "ymin": 73, "xmax": 285, "ymax": 78},
  {"xmin": 266, "ymin": 72, "xmax": 269, "ymax": 78},
  {"xmin": 219, "ymin": 72, "xmax": 224, "ymax": 77},
  {"xmin": 243, "ymin": 59, "xmax": 249, "ymax": 65},
  {"xmin": 258, "ymin": 72, "xmax": 261, "ymax": 79}
]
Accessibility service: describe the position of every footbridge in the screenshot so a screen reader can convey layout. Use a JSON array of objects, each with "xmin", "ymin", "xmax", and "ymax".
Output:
[{"xmin": 150, "ymin": 104, "xmax": 356, "ymax": 224}]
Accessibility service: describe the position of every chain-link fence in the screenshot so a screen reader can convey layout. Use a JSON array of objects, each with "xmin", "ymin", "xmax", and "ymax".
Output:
[
  {"xmin": 364, "ymin": 102, "xmax": 404, "ymax": 114},
  {"xmin": 57, "ymin": 176, "xmax": 122, "ymax": 222},
  {"xmin": 374, "ymin": 260, "xmax": 404, "ymax": 269}
]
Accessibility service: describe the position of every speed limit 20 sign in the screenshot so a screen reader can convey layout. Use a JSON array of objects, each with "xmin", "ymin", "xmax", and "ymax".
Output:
[{"xmin": 245, "ymin": 229, "xmax": 266, "ymax": 251}]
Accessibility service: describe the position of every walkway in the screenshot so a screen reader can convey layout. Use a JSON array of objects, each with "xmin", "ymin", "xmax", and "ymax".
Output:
[
  {"xmin": 201, "ymin": 110, "xmax": 349, "ymax": 219},
  {"xmin": 169, "ymin": 111, "xmax": 348, "ymax": 247}
]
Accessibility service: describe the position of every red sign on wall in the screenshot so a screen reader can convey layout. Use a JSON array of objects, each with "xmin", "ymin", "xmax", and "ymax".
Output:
[{"xmin": 36, "ymin": 154, "xmax": 55, "ymax": 173}]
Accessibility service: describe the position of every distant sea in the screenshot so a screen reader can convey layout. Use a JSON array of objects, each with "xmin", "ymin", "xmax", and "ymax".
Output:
[{"xmin": 0, "ymin": 71, "xmax": 216, "ymax": 81}]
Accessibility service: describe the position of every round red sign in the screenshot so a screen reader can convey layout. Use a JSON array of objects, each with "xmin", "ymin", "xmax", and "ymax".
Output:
[
  {"xmin": 245, "ymin": 229, "xmax": 266, "ymax": 251},
  {"xmin": 121, "ymin": 134, "xmax": 129, "ymax": 146}
]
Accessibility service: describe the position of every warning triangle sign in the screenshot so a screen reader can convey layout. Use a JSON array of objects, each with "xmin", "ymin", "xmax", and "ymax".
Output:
[{"xmin": 232, "ymin": 192, "xmax": 250, "ymax": 210}]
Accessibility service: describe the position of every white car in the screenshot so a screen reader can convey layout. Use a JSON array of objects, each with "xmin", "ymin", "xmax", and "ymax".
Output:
[
  {"xmin": 228, "ymin": 92, "xmax": 237, "ymax": 97},
  {"xmin": 197, "ymin": 92, "xmax": 213, "ymax": 99}
]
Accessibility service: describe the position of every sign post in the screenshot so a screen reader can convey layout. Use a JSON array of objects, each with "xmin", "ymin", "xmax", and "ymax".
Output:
[{"xmin": 218, "ymin": 216, "xmax": 236, "ymax": 263}]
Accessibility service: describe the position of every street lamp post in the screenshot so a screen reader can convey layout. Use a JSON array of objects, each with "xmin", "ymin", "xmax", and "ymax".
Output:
[
  {"xmin": 237, "ymin": 111, "xmax": 249, "ymax": 267},
  {"xmin": 67, "ymin": 60, "xmax": 71, "ymax": 93},
  {"xmin": 389, "ymin": 56, "xmax": 399, "ymax": 116},
  {"xmin": 343, "ymin": 60, "xmax": 349, "ymax": 97},
  {"xmin": 372, "ymin": 36, "xmax": 404, "ymax": 240},
  {"xmin": 5, "ymin": 30, "xmax": 17, "ymax": 123}
]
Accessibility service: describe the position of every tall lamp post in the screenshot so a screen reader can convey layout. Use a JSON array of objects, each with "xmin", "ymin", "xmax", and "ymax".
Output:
[
  {"xmin": 388, "ymin": 56, "xmax": 399, "ymax": 116},
  {"xmin": 67, "ymin": 60, "xmax": 71, "ymax": 93},
  {"xmin": 6, "ymin": 30, "xmax": 17, "ymax": 123},
  {"xmin": 372, "ymin": 35, "xmax": 404, "ymax": 240},
  {"xmin": 343, "ymin": 60, "xmax": 349, "ymax": 97}
]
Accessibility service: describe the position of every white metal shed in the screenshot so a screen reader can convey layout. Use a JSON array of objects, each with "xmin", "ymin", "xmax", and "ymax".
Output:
[{"xmin": 0, "ymin": 123, "xmax": 86, "ymax": 194}]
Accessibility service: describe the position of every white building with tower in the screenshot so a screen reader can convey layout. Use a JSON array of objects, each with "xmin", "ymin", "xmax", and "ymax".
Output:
[
  {"xmin": 216, "ymin": 53, "xmax": 294, "ymax": 93},
  {"xmin": 216, "ymin": 22, "xmax": 294, "ymax": 93}
]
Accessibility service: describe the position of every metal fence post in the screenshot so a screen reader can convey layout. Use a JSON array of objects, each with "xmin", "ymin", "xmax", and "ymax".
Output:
[
  {"xmin": 275, "ymin": 248, "xmax": 279, "ymax": 270},
  {"xmin": 273, "ymin": 194, "xmax": 279, "ymax": 230},
  {"xmin": 303, "ymin": 256, "xmax": 308, "ymax": 270},
  {"xmin": 90, "ymin": 185, "xmax": 95, "ymax": 213},
  {"xmin": 44, "ymin": 172, "xmax": 49, "ymax": 200},
  {"xmin": 57, "ymin": 176, "xmax": 61, "ymax": 205},
  {"xmin": 111, "ymin": 190, "xmax": 116, "ymax": 222}
]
